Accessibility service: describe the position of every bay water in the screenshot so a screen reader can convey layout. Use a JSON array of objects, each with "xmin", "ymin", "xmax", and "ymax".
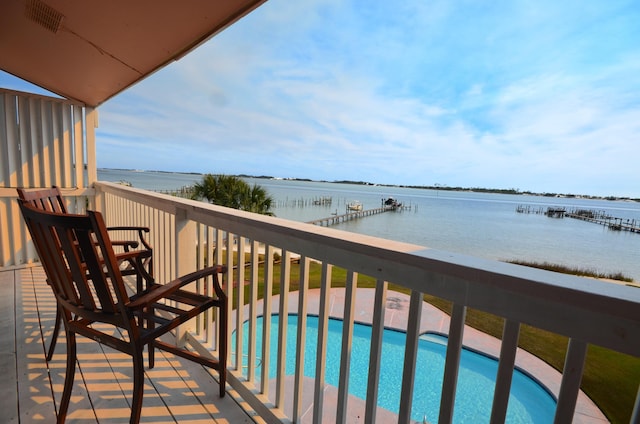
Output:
[{"xmin": 98, "ymin": 169, "xmax": 640, "ymax": 282}]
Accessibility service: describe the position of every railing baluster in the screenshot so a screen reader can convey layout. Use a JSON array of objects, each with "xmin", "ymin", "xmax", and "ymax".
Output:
[
  {"xmin": 5, "ymin": 94, "xmax": 19, "ymax": 189},
  {"xmin": 27, "ymin": 98, "xmax": 41, "ymax": 187},
  {"xmin": 85, "ymin": 107, "xmax": 97, "ymax": 183},
  {"xmin": 215, "ymin": 227, "xmax": 224, "ymax": 268},
  {"xmin": 554, "ymin": 338, "xmax": 587, "ymax": 423},
  {"xmin": 247, "ymin": 239, "xmax": 260, "ymax": 383},
  {"xmin": 235, "ymin": 236, "xmax": 246, "ymax": 371},
  {"xmin": 276, "ymin": 249, "xmax": 291, "ymax": 408},
  {"xmin": 18, "ymin": 96, "xmax": 31, "ymax": 188},
  {"xmin": 205, "ymin": 227, "xmax": 216, "ymax": 349},
  {"xmin": 490, "ymin": 319, "xmax": 521, "ymax": 423},
  {"xmin": 293, "ymin": 256, "xmax": 310, "ymax": 422},
  {"xmin": 439, "ymin": 303, "xmax": 467, "ymax": 424},
  {"xmin": 365, "ymin": 279, "xmax": 387, "ymax": 424},
  {"xmin": 72, "ymin": 104, "xmax": 84, "ymax": 187},
  {"xmin": 206, "ymin": 226, "xmax": 214, "ymax": 270},
  {"xmin": 60, "ymin": 102, "xmax": 71, "ymax": 185},
  {"xmin": 41, "ymin": 100, "xmax": 53, "ymax": 187},
  {"xmin": 336, "ymin": 270, "xmax": 357, "ymax": 424},
  {"xmin": 313, "ymin": 262, "xmax": 332, "ymax": 424},
  {"xmin": 174, "ymin": 206, "xmax": 196, "ymax": 346},
  {"xmin": 261, "ymin": 245, "xmax": 274, "ymax": 397},
  {"xmin": 168, "ymin": 210, "xmax": 175, "ymax": 282},
  {"xmin": 225, "ymin": 232, "xmax": 235, "ymax": 363},
  {"xmin": 51, "ymin": 102, "xmax": 62, "ymax": 183},
  {"xmin": 195, "ymin": 223, "xmax": 205, "ymax": 335},
  {"xmin": 398, "ymin": 290, "xmax": 423, "ymax": 423}
]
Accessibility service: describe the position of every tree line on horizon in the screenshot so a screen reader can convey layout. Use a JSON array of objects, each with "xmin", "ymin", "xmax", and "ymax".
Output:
[
  {"xmin": 104, "ymin": 168, "xmax": 639, "ymax": 202},
  {"xmin": 235, "ymin": 173, "xmax": 639, "ymax": 201}
]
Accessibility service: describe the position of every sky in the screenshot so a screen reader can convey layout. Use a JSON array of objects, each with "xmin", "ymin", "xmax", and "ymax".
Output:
[{"xmin": 2, "ymin": 0, "xmax": 640, "ymax": 197}]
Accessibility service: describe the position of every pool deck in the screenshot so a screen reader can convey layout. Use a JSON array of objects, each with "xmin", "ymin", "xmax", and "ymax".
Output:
[{"xmin": 258, "ymin": 287, "xmax": 608, "ymax": 423}]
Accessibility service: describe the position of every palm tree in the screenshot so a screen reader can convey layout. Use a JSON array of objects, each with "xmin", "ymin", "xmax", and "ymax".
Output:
[
  {"xmin": 243, "ymin": 184, "xmax": 274, "ymax": 215},
  {"xmin": 192, "ymin": 174, "xmax": 274, "ymax": 216}
]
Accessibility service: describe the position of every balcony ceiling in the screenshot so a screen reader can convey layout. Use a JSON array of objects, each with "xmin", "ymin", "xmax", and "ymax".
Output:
[{"xmin": 0, "ymin": 0, "xmax": 265, "ymax": 107}]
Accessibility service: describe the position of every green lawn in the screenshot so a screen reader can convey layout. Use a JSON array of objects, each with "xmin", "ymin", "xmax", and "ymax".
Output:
[{"xmin": 233, "ymin": 257, "xmax": 638, "ymax": 423}]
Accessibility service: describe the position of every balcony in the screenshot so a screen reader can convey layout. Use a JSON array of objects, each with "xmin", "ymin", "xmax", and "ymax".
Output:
[
  {"xmin": 2, "ymin": 2, "xmax": 639, "ymax": 419},
  {"xmin": 5, "ymin": 177, "xmax": 638, "ymax": 422},
  {"xmin": 1, "ymin": 89, "xmax": 639, "ymax": 423}
]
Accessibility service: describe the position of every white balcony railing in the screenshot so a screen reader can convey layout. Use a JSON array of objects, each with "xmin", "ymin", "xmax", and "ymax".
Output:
[{"xmin": 93, "ymin": 181, "xmax": 640, "ymax": 423}]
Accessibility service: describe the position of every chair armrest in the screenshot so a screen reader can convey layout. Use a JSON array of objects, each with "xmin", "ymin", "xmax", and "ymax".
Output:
[
  {"xmin": 114, "ymin": 250, "xmax": 143, "ymax": 263},
  {"xmin": 127, "ymin": 265, "xmax": 227, "ymax": 309},
  {"xmin": 106, "ymin": 226, "xmax": 152, "ymax": 251},
  {"xmin": 107, "ymin": 226, "xmax": 150, "ymax": 232},
  {"xmin": 112, "ymin": 240, "xmax": 140, "ymax": 249}
]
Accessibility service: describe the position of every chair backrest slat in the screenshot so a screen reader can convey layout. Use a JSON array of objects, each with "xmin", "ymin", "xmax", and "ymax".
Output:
[
  {"xmin": 17, "ymin": 186, "xmax": 67, "ymax": 213},
  {"xmin": 55, "ymin": 224, "xmax": 99, "ymax": 310},
  {"xmin": 25, "ymin": 211, "xmax": 80, "ymax": 304},
  {"xmin": 18, "ymin": 186, "xmax": 75, "ymax": 299},
  {"xmin": 74, "ymin": 224, "xmax": 120, "ymax": 313}
]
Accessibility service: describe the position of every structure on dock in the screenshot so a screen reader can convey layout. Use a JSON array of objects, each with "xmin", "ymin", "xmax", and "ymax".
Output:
[
  {"xmin": 545, "ymin": 207, "xmax": 566, "ymax": 218},
  {"xmin": 346, "ymin": 201, "xmax": 363, "ymax": 212},
  {"xmin": 382, "ymin": 197, "xmax": 412, "ymax": 211},
  {"xmin": 313, "ymin": 196, "xmax": 333, "ymax": 206},
  {"xmin": 516, "ymin": 205, "xmax": 640, "ymax": 234},
  {"xmin": 565, "ymin": 209, "xmax": 639, "ymax": 233}
]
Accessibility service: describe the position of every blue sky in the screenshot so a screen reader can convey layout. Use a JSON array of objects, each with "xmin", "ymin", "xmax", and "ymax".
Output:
[{"xmin": 2, "ymin": 0, "xmax": 639, "ymax": 197}]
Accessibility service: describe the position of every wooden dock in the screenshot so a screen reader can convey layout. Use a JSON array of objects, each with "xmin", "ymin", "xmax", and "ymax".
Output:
[
  {"xmin": 516, "ymin": 205, "xmax": 640, "ymax": 234},
  {"xmin": 307, "ymin": 206, "xmax": 395, "ymax": 226},
  {"xmin": 565, "ymin": 210, "xmax": 640, "ymax": 233}
]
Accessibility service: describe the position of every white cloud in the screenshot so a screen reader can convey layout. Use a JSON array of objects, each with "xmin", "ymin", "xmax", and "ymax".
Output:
[{"xmin": 84, "ymin": 0, "xmax": 640, "ymax": 196}]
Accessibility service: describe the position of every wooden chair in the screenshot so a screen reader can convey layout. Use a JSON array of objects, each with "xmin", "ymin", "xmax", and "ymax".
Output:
[
  {"xmin": 17, "ymin": 186, "xmax": 154, "ymax": 360},
  {"xmin": 18, "ymin": 200, "xmax": 227, "ymax": 424}
]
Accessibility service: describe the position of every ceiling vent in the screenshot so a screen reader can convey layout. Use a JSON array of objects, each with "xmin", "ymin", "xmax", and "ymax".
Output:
[{"xmin": 25, "ymin": 0, "xmax": 64, "ymax": 34}]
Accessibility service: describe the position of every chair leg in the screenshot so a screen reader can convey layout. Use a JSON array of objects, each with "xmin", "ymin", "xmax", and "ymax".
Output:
[
  {"xmin": 135, "ymin": 255, "xmax": 153, "ymax": 292},
  {"xmin": 219, "ymin": 308, "xmax": 227, "ymax": 398},
  {"xmin": 146, "ymin": 306, "xmax": 155, "ymax": 369},
  {"xmin": 57, "ymin": 330, "xmax": 77, "ymax": 424},
  {"xmin": 147, "ymin": 341, "xmax": 155, "ymax": 369},
  {"xmin": 130, "ymin": 350, "xmax": 145, "ymax": 424},
  {"xmin": 136, "ymin": 258, "xmax": 155, "ymax": 369},
  {"xmin": 148, "ymin": 345, "xmax": 154, "ymax": 369},
  {"xmin": 46, "ymin": 306, "xmax": 62, "ymax": 361},
  {"xmin": 219, "ymin": 367, "xmax": 226, "ymax": 398}
]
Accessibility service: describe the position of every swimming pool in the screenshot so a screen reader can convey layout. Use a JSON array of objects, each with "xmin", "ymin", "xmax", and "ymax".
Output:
[{"xmin": 233, "ymin": 314, "xmax": 556, "ymax": 423}]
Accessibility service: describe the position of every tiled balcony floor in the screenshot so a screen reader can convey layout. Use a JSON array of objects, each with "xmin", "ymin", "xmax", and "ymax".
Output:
[{"xmin": 1, "ymin": 266, "xmax": 257, "ymax": 424}]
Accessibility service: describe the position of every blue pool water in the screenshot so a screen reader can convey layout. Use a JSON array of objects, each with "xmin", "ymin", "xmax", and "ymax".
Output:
[{"xmin": 233, "ymin": 314, "xmax": 556, "ymax": 423}]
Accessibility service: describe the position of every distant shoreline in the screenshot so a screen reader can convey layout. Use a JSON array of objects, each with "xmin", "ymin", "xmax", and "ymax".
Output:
[
  {"xmin": 99, "ymin": 168, "xmax": 203, "ymax": 176},
  {"xmin": 98, "ymin": 168, "xmax": 640, "ymax": 203}
]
